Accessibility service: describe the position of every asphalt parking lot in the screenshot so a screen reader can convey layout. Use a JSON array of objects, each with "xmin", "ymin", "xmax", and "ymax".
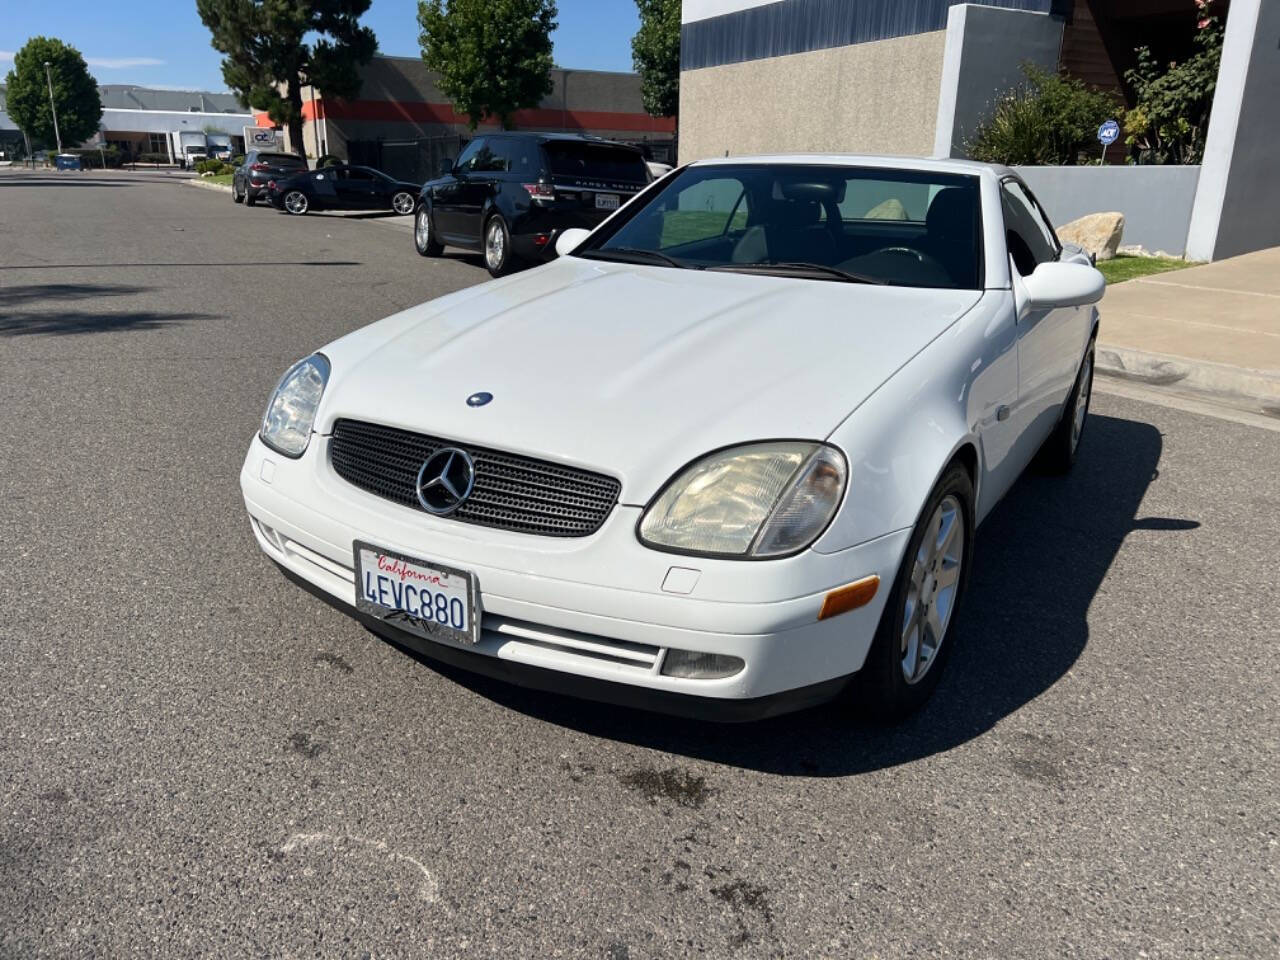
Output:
[{"xmin": 1, "ymin": 168, "xmax": 1277, "ymax": 959}]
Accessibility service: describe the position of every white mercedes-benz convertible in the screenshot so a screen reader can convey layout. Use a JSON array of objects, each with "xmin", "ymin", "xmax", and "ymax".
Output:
[{"xmin": 241, "ymin": 155, "xmax": 1104, "ymax": 721}]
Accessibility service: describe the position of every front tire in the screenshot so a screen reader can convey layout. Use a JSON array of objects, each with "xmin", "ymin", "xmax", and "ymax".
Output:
[
  {"xmin": 483, "ymin": 214, "xmax": 518, "ymax": 277},
  {"xmin": 392, "ymin": 191, "xmax": 415, "ymax": 216},
  {"xmin": 852, "ymin": 463, "xmax": 974, "ymax": 721},
  {"xmin": 282, "ymin": 190, "xmax": 309, "ymax": 216},
  {"xmin": 414, "ymin": 205, "xmax": 444, "ymax": 257},
  {"xmin": 1037, "ymin": 338, "xmax": 1095, "ymax": 474}
]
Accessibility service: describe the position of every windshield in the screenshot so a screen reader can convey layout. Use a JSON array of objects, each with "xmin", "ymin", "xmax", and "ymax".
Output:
[{"xmin": 579, "ymin": 163, "xmax": 983, "ymax": 289}]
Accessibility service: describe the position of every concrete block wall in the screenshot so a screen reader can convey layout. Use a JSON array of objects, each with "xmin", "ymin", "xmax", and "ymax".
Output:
[{"xmin": 1015, "ymin": 165, "xmax": 1202, "ymax": 256}]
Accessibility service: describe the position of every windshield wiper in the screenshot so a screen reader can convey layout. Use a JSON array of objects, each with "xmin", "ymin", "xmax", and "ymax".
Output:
[
  {"xmin": 577, "ymin": 247, "xmax": 689, "ymax": 269},
  {"xmin": 708, "ymin": 261, "xmax": 886, "ymax": 285}
]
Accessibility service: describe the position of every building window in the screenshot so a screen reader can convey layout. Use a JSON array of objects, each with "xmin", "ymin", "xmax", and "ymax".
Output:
[{"xmin": 147, "ymin": 133, "xmax": 169, "ymax": 155}]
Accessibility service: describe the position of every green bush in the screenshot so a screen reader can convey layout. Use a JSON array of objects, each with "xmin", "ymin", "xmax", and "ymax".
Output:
[
  {"xmin": 1124, "ymin": 6, "xmax": 1222, "ymax": 164},
  {"xmin": 194, "ymin": 158, "xmax": 236, "ymax": 175},
  {"xmin": 67, "ymin": 145, "xmax": 122, "ymax": 169},
  {"xmin": 968, "ymin": 63, "xmax": 1120, "ymax": 166},
  {"xmin": 135, "ymin": 152, "xmax": 170, "ymax": 165}
]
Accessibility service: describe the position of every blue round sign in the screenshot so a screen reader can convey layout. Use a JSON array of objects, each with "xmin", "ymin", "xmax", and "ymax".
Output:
[{"xmin": 1098, "ymin": 119, "xmax": 1120, "ymax": 146}]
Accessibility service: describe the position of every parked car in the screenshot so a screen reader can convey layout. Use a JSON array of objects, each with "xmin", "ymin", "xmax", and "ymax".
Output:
[
  {"xmin": 232, "ymin": 150, "xmax": 309, "ymax": 206},
  {"xmin": 242, "ymin": 155, "xmax": 1104, "ymax": 722},
  {"xmin": 268, "ymin": 164, "xmax": 420, "ymax": 216},
  {"xmin": 413, "ymin": 133, "xmax": 651, "ymax": 277}
]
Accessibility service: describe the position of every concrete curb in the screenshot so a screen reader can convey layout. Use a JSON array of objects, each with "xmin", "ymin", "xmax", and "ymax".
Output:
[
  {"xmin": 186, "ymin": 178, "xmax": 233, "ymax": 194},
  {"xmin": 1095, "ymin": 343, "xmax": 1280, "ymax": 415}
]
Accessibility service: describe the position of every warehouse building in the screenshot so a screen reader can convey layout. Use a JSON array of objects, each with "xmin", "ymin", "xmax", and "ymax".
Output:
[
  {"xmin": 94, "ymin": 85, "xmax": 254, "ymax": 162},
  {"xmin": 257, "ymin": 55, "xmax": 676, "ymax": 183}
]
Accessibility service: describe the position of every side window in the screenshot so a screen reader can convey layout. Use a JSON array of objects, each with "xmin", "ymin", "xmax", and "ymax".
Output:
[
  {"xmin": 512, "ymin": 140, "xmax": 544, "ymax": 177},
  {"xmin": 1001, "ymin": 180, "xmax": 1058, "ymax": 276},
  {"xmin": 454, "ymin": 138, "xmax": 485, "ymax": 172},
  {"xmin": 475, "ymin": 139, "xmax": 511, "ymax": 173},
  {"xmin": 467, "ymin": 140, "xmax": 506, "ymax": 173},
  {"xmin": 659, "ymin": 177, "xmax": 750, "ymax": 248}
]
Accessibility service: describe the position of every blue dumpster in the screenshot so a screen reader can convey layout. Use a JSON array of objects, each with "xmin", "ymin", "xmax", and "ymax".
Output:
[{"xmin": 55, "ymin": 154, "xmax": 82, "ymax": 171}]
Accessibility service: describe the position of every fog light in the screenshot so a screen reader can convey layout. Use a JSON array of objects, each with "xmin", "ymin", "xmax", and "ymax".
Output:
[{"xmin": 661, "ymin": 649, "xmax": 745, "ymax": 680}]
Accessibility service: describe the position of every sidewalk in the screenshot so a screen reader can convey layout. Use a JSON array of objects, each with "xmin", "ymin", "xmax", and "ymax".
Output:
[{"xmin": 1096, "ymin": 246, "xmax": 1280, "ymax": 413}]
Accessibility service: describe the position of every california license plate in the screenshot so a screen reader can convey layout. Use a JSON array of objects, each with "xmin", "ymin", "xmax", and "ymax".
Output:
[
  {"xmin": 354, "ymin": 541, "xmax": 478, "ymax": 645},
  {"xmin": 595, "ymin": 193, "xmax": 620, "ymax": 210}
]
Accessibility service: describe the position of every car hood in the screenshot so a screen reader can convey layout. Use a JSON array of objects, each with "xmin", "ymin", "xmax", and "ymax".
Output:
[{"xmin": 317, "ymin": 258, "xmax": 982, "ymax": 502}]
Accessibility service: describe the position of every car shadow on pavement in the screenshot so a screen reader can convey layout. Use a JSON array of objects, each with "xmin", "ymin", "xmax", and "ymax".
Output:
[
  {"xmin": 404, "ymin": 412, "xmax": 1199, "ymax": 776},
  {"xmin": 0, "ymin": 282, "xmax": 212, "ymax": 337}
]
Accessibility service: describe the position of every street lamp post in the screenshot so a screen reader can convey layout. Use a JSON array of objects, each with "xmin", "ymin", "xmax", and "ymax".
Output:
[{"xmin": 43, "ymin": 61, "xmax": 63, "ymax": 157}]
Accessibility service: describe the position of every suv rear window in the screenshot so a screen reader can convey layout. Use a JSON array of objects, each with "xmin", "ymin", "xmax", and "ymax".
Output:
[
  {"xmin": 260, "ymin": 153, "xmax": 306, "ymax": 166},
  {"xmin": 543, "ymin": 142, "xmax": 647, "ymax": 184}
]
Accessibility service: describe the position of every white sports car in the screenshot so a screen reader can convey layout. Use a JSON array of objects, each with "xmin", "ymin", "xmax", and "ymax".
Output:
[{"xmin": 241, "ymin": 155, "xmax": 1104, "ymax": 721}]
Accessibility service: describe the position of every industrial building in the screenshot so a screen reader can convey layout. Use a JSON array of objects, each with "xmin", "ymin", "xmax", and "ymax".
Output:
[
  {"xmin": 0, "ymin": 83, "xmax": 255, "ymax": 162},
  {"xmin": 259, "ymin": 55, "xmax": 676, "ymax": 183},
  {"xmin": 94, "ymin": 85, "xmax": 255, "ymax": 162}
]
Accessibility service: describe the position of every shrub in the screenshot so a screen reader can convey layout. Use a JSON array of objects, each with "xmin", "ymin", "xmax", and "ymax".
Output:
[
  {"xmin": 1124, "ymin": 2, "xmax": 1222, "ymax": 164},
  {"xmin": 968, "ymin": 63, "xmax": 1120, "ymax": 166},
  {"xmin": 67, "ymin": 145, "xmax": 122, "ymax": 169}
]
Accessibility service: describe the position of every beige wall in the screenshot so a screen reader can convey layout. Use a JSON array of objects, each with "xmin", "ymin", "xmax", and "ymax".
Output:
[{"xmin": 678, "ymin": 30, "xmax": 947, "ymax": 162}]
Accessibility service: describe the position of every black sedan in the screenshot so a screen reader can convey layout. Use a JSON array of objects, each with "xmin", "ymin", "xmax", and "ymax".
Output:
[{"xmin": 268, "ymin": 165, "xmax": 421, "ymax": 216}]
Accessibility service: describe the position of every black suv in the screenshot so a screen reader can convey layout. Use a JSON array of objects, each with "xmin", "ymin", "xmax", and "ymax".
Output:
[
  {"xmin": 232, "ymin": 150, "xmax": 309, "ymax": 206},
  {"xmin": 413, "ymin": 133, "xmax": 651, "ymax": 276}
]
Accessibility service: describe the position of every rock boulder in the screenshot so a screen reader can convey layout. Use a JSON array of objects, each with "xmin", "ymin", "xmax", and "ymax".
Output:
[{"xmin": 1057, "ymin": 212, "xmax": 1125, "ymax": 262}]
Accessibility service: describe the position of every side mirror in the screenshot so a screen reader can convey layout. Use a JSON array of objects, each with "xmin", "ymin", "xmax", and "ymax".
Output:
[
  {"xmin": 1013, "ymin": 260, "xmax": 1105, "ymax": 318},
  {"xmin": 438, "ymin": 157, "xmax": 454, "ymax": 177},
  {"xmin": 555, "ymin": 228, "xmax": 592, "ymax": 258}
]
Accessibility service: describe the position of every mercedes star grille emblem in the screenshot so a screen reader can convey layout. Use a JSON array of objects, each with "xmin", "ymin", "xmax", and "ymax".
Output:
[{"xmin": 415, "ymin": 447, "xmax": 477, "ymax": 515}]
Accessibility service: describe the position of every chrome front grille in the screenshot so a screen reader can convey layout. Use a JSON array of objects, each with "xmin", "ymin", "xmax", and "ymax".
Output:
[{"xmin": 328, "ymin": 419, "xmax": 621, "ymax": 537}]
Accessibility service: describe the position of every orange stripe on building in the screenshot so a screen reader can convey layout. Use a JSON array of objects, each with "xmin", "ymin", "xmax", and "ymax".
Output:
[{"xmin": 300, "ymin": 98, "xmax": 674, "ymax": 134}]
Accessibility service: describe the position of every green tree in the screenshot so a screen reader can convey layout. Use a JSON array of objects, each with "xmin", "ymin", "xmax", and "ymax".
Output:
[
  {"xmin": 418, "ymin": 0, "xmax": 557, "ymax": 130},
  {"xmin": 1123, "ymin": 4, "xmax": 1223, "ymax": 164},
  {"xmin": 631, "ymin": 0, "xmax": 680, "ymax": 119},
  {"xmin": 968, "ymin": 63, "xmax": 1119, "ymax": 165},
  {"xmin": 196, "ymin": 0, "xmax": 377, "ymax": 158},
  {"xmin": 3, "ymin": 37, "xmax": 103, "ymax": 149}
]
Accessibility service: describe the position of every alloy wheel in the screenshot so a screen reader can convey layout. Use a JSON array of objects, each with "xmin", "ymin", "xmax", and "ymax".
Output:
[
  {"xmin": 485, "ymin": 220, "xmax": 505, "ymax": 271},
  {"xmin": 900, "ymin": 495, "xmax": 964, "ymax": 685},
  {"xmin": 415, "ymin": 208, "xmax": 430, "ymax": 248},
  {"xmin": 284, "ymin": 191, "xmax": 308, "ymax": 215},
  {"xmin": 1071, "ymin": 352, "xmax": 1093, "ymax": 452},
  {"xmin": 393, "ymin": 192, "xmax": 415, "ymax": 215}
]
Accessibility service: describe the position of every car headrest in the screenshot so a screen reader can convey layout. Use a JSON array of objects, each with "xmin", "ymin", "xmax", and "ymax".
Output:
[
  {"xmin": 775, "ymin": 199, "xmax": 822, "ymax": 229},
  {"xmin": 925, "ymin": 188, "xmax": 976, "ymax": 242}
]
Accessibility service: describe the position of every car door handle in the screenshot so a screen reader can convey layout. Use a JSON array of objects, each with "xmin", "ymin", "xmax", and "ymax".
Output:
[{"xmin": 997, "ymin": 405, "xmax": 1011, "ymax": 422}]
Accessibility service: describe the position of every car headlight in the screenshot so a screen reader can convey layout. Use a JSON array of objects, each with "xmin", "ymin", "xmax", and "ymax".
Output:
[
  {"xmin": 638, "ymin": 442, "xmax": 847, "ymax": 558},
  {"xmin": 259, "ymin": 353, "xmax": 330, "ymax": 457}
]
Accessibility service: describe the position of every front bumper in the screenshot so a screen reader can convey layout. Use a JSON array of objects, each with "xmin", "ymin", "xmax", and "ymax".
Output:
[{"xmin": 240, "ymin": 434, "xmax": 909, "ymax": 717}]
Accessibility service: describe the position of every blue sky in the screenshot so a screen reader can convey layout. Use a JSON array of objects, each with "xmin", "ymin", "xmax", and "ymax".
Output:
[{"xmin": 1, "ymin": 0, "xmax": 640, "ymax": 91}]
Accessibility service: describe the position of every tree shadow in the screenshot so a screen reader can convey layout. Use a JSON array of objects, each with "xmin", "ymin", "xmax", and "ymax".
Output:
[
  {"xmin": 381, "ymin": 412, "xmax": 1194, "ymax": 775},
  {"xmin": 0, "ymin": 282, "xmax": 211, "ymax": 337},
  {"xmin": 0, "ymin": 177, "xmax": 140, "ymax": 188}
]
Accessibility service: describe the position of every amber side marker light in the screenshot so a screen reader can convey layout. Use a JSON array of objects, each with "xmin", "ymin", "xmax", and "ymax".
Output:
[{"xmin": 818, "ymin": 575, "xmax": 880, "ymax": 621}]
